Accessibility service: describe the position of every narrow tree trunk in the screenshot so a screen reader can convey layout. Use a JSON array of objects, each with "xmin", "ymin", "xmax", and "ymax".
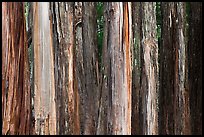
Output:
[
  {"xmin": 160, "ymin": 2, "xmax": 190, "ymax": 135},
  {"xmin": 73, "ymin": 2, "xmax": 84, "ymax": 135},
  {"xmin": 50, "ymin": 2, "xmax": 80, "ymax": 135},
  {"xmin": 131, "ymin": 2, "xmax": 143, "ymax": 135},
  {"xmin": 96, "ymin": 2, "xmax": 108, "ymax": 134},
  {"xmin": 101, "ymin": 2, "xmax": 132, "ymax": 135},
  {"xmin": 32, "ymin": 2, "xmax": 56, "ymax": 135},
  {"xmin": 140, "ymin": 2, "xmax": 159, "ymax": 135},
  {"xmin": 81, "ymin": 2, "xmax": 100, "ymax": 134},
  {"xmin": 188, "ymin": 2, "xmax": 202, "ymax": 135},
  {"xmin": 25, "ymin": 3, "xmax": 35, "ymax": 132},
  {"xmin": 2, "ymin": 2, "xmax": 31, "ymax": 135}
]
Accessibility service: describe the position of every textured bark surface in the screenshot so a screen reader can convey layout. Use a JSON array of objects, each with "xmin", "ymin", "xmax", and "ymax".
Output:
[
  {"xmin": 131, "ymin": 2, "xmax": 143, "ymax": 135},
  {"xmin": 81, "ymin": 2, "xmax": 100, "ymax": 134},
  {"xmin": 188, "ymin": 2, "xmax": 202, "ymax": 135},
  {"xmin": 2, "ymin": 2, "xmax": 31, "ymax": 135},
  {"xmin": 3, "ymin": 2, "xmax": 202, "ymax": 135},
  {"xmin": 73, "ymin": 2, "xmax": 84, "ymax": 135},
  {"xmin": 99, "ymin": 2, "xmax": 132, "ymax": 135},
  {"xmin": 26, "ymin": 3, "xmax": 34, "ymax": 130},
  {"xmin": 159, "ymin": 2, "xmax": 190, "ymax": 135},
  {"xmin": 32, "ymin": 2, "xmax": 56, "ymax": 135},
  {"xmin": 140, "ymin": 2, "xmax": 159, "ymax": 135},
  {"xmin": 96, "ymin": 2, "xmax": 108, "ymax": 134},
  {"xmin": 50, "ymin": 2, "xmax": 80, "ymax": 135}
]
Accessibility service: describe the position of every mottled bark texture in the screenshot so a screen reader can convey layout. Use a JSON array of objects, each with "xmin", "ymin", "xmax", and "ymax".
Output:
[
  {"xmin": 98, "ymin": 2, "xmax": 132, "ymax": 135},
  {"xmin": 131, "ymin": 2, "xmax": 143, "ymax": 135},
  {"xmin": 33, "ymin": 2, "xmax": 56, "ymax": 135},
  {"xmin": 50, "ymin": 2, "xmax": 80, "ymax": 135},
  {"xmin": 159, "ymin": 2, "xmax": 190, "ymax": 135},
  {"xmin": 140, "ymin": 2, "xmax": 159, "ymax": 135},
  {"xmin": 188, "ymin": 2, "xmax": 202, "ymax": 135},
  {"xmin": 80, "ymin": 2, "xmax": 100, "ymax": 134},
  {"xmin": 2, "ymin": 2, "xmax": 31, "ymax": 135}
]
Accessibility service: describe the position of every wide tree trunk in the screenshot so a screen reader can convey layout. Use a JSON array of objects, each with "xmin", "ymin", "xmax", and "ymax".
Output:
[
  {"xmin": 160, "ymin": 2, "xmax": 190, "ymax": 135},
  {"xmin": 2, "ymin": 2, "xmax": 31, "ymax": 135},
  {"xmin": 99, "ymin": 2, "xmax": 132, "ymax": 135},
  {"xmin": 81, "ymin": 2, "xmax": 100, "ymax": 134},
  {"xmin": 140, "ymin": 2, "xmax": 159, "ymax": 135},
  {"xmin": 32, "ymin": 2, "xmax": 56, "ymax": 135},
  {"xmin": 50, "ymin": 2, "xmax": 80, "ymax": 135},
  {"xmin": 3, "ymin": 2, "xmax": 201, "ymax": 135},
  {"xmin": 188, "ymin": 2, "xmax": 202, "ymax": 135}
]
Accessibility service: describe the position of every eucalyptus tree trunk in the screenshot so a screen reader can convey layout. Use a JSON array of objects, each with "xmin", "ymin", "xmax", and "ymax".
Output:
[
  {"xmin": 160, "ymin": 2, "xmax": 190, "ymax": 135},
  {"xmin": 140, "ymin": 2, "xmax": 159, "ymax": 135},
  {"xmin": 188, "ymin": 2, "xmax": 202, "ymax": 135},
  {"xmin": 50, "ymin": 2, "xmax": 80, "ymax": 135},
  {"xmin": 73, "ymin": 2, "xmax": 85, "ymax": 135},
  {"xmin": 131, "ymin": 2, "xmax": 143, "ymax": 135},
  {"xmin": 32, "ymin": 2, "xmax": 56, "ymax": 135},
  {"xmin": 99, "ymin": 2, "xmax": 132, "ymax": 135},
  {"xmin": 2, "ymin": 2, "xmax": 31, "ymax": 135},
  {"xmin": 81, "ymin": 2, "xmax": 100, "ymax": 134}
]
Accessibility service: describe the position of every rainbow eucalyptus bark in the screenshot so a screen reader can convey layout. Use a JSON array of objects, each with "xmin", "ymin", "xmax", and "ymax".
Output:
[{"xmin": 2, "ymin": 2, "xmax": 31, "ymax": 135}]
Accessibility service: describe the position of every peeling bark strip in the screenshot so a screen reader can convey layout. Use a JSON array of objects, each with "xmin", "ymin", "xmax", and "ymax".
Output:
[
  {"xmin": 140, "ymin": 2, "xmax": 158, "ymax": 135},
  {"xmin": 100, "ymin": 2, "xmax": 132, "ymax": 135},
  {"xmin": 33, "ymin": 2, "xmax": 56, "ymax": 135},
  {"xmin": 2, "ymin": 2, "xmax": 31, "ymax": 135},
  {"xmin": 80, "ymin": 2, "xmax": 100, "ymax": 135},
  {"xmin": 50, "ymin": 2, "xmax": 80, "ymax": 135},
  {"xmin": 160, "ymin": 2, "xmax": 190, "ymax": 135},
  {"xmin": 188, "ymin": 2, "xmax": 202, "ymax": 135}
]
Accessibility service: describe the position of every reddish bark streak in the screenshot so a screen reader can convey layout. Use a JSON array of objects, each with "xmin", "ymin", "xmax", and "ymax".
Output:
[
  {"xmin": 51, "ymin": 2, "xmax": 80, "ymax": 135},
  {"xmin": 124, "ymin": 3, "xmax": 131, "ymax": 134},
  {"xmin": 2, "ymin": 2, "xmax": 31, "ymax": 135},
  {"xmin": 100, "ymin": 2, "xmax": 132, "ymax": 135}
]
